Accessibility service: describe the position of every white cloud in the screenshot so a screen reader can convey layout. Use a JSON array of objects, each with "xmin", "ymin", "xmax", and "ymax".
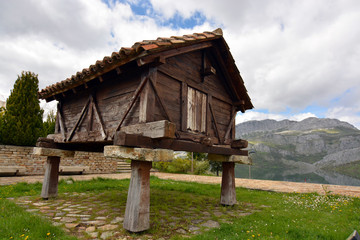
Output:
[
  {"xmin": 0, "ymin": 0, "xmax": 359, "ymax": 127},
  {"xmin": 326, "ymin": 107, "xmax": 360, "ymax": 129}
]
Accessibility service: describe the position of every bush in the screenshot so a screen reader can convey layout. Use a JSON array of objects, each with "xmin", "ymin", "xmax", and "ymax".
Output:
[{"xmin": 194, "ymin": 160, "xmax": 210, "ymax": 175}]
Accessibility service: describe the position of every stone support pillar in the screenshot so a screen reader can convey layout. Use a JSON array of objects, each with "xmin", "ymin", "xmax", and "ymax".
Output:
[
  {"xmin": 220, "ymin": 162, "xmax": 237, "ymax": 205},
  {"xmin": 123, "ymin": 160, "xmax": 152, "ymax": 232},
  {"xmin": 41, "ymin": 156, "xmax": 60, "ymax": 199}
]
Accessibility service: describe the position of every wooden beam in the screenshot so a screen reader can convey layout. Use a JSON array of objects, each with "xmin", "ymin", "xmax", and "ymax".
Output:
[
  {"xmin": 119, "ymin": 120, "xmax": 176, "ymax": 139},
  {"xmin": 57, "ymin": 102, "xmax": 66, "ymax": 141},
  {"xmin": 181, "ymin": 82, "xmax": 188, "ymax": 131},
  {"xmin": 231, "ymin": 139, "xmax": 248, "ymax": 149},
  {"xmin": 149, "ymin": 75, "xmax": 172, "ymax": 123},
  {"xmin": 138, "ymin": 41, "xmax": 213, "ymax": 67},
  {"xmin": 116, "ymin": 67, "xmax": 122, "ymax": 75},
  {"xmin": 104, "ymin": 146, "xmax": 173, "ymax": 162},
  {"xmin": 209, "ymin": 96, "xmax": 222, "ymax": 144},
  {"xmin": 112, "ymin": 132, "xmax": 248, "ymax": 156},
  {"xmin": 87, "ymin": 99, "xmax": 93, "ymax": 132},
  {"xmin": 139, "ymin": 68, "xmax": 156, "ymax": 123},
  {"xmin": 67, "ymin": 98, "xmax": 90, "ymax": 141},
  {"xmin": 114, "ymin": 73, "xmax": 149, "ymax": 133},
  {"xmin": 91, "ymin": 94, "xmax": 107, "ymax": 140},
  {"xmin": 224, "ymin": 110, "xmax": 237, "ymax": 143}
]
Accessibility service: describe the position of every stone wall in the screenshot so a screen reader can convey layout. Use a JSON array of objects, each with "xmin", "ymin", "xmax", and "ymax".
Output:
[{"xmin": 0, "ymin": 145, "xmax": 117, "ymax": 175}]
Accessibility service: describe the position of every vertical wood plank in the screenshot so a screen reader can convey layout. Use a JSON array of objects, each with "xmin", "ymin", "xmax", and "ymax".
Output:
[
  {"xmin": 187, "ymin": 87, "xmax": 193, "ymax": 130},
  {"xmin": 209, "ymin": 98, "xmax": 222, "ymax": 143},
  {"xmin": 224, "ymin": 109, "xmax": 237, "ymax": 143},
  {"xmin": 181, "ymin": 82, "xmax": 188, "ymax": 131},
  {"xmin": 41, "ymin": 156, "xmax": 60, "ymax": 199},
  {"xmin": 67, "ymin": 98, "xmax": 90, "ymax": 141},
  {"xmin": 201, "ymin": 93, "xmax": 207, "ymax": 133},
  {"xmin": 87, "ymin": 100, "xmax": 93, "ymax": 132},
  {"xmin": 57, "ymin": 102, "xmax": 66, "ymax": 140},
  {"xmin": 139, "ymin": 68, "xmax": 156, "ymax": 123},
  {"xmin": 115, "ymin": 73, "xmax": 149, "ymax": 133},
  {"xmin": 123, "ymin": 160, "xmax": 152, "ymax": 232},
  {"xmin": 231, "ymin": 106, "xmax": 236, "ymax": 140},
  {"xmin": 220, "ymin": 162, "xmax": 236, "ymax": 205},
  {"xmin": 206, "ymin": 94, "xmax": 212, "ymax": 135},
  {"xmin": 195, "ymin": 90, "xmax": 202, "ymax": 132},
  {"xmin": 92, "ymin": 95, "xmax": 107, "ymax": 140}
]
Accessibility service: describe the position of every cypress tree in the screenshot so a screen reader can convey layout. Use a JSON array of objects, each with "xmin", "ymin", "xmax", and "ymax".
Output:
[{"xmin": 0, "ymin": 71, "xmax": 43, "ymax": 146}]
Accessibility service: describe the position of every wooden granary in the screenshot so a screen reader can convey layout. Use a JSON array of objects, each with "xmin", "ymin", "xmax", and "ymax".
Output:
[{"xmin": 35, "ymin": 28, "xmax": 253, "ymax": 232}]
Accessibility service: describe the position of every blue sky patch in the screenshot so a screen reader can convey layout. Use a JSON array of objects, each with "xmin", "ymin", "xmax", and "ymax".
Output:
[{"xmin": 102, "ymin": 0, "xmax": 207, "ymax": 29}]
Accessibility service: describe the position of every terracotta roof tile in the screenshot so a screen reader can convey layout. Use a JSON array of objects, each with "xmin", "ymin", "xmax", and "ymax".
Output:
[
  {"xmin": 140, "ymin": 44, "xmax": 159, "ymax": 51},
  {"xmin": 39, "ymin": 29, "xmax": 224, "ymax": 100}
]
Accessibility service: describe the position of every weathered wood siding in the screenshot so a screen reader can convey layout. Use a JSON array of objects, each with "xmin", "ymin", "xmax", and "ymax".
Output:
[
  {"xmin": 56, "ymin": 49, "xmax": 235, "ymax": 144},
  {"xmin": 58, "ymin": 71, "xmax": 141, "ymax": 141},
  {"xmin": 157, "ymin": 50, "xmax": 234, "ymax": 142}
]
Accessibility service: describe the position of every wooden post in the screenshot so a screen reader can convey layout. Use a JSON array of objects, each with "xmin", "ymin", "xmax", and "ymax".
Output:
[
  {"xmin": 41, "ymin": 156, "xmax": 60, "ymax": 199},
  {"xmin": 220, "ymin": 162, "xmax": 236, "ymax": 205},
  {"xmin": 123, "ymin": 160, "xmax": 152, "ymax": 232}
]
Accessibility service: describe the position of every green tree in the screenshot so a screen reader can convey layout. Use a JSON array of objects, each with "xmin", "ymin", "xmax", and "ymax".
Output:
[
  {"xmin": 42, "ymin": 110, "xmax": 56, "ymax": 137},
  {"xmin": 0, "ymin": 106, "xmax": 5, "ymax": 143},
  {"xmin": 0, "ymin": 71, "xmax": 43, "ymax": 146},
  {"xmin": 209, "ymin": 161, "xmax": 222, "ymax": 176}
]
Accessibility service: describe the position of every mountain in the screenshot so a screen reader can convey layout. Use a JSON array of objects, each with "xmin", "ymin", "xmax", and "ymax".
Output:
[{"xmin": 235, "ymin": 117, "xmax": 360, "ymax": 186}]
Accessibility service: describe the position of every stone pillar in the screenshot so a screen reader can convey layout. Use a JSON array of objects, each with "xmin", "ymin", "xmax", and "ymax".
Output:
[
  {"xmin": 41, "ymin": 156, "xmax": 60, "ymax": 199},
  {"xmin": 123, "ymin": 160, "xmax": 152, "ymax": 232},
  {"xmin": 220, "ymin": 162, "xmax": 236, "ymax": 205}
]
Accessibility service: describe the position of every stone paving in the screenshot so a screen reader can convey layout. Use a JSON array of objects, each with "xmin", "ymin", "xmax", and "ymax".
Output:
[{"xmin": 13, "ymin": 188, "xmax": 256, "ymax": 239}]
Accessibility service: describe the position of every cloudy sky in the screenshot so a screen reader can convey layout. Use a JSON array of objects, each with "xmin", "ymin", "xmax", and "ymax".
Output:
[{"xmin": 0, "ymin": 0, "xmax": 359, "ymax": 128}]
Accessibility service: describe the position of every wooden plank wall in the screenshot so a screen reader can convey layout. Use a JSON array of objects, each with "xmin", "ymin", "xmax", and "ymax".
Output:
[
  {"xmin": 58, "ymin": 49, "xmax": 235, "ymax": 144},
  {"xmin": 157, "ymin": 50, "xmax": 233, "ymax": 142},
  {"xmin": 61, "ymin": 71, "xmax": 141, "ymax": 141}
]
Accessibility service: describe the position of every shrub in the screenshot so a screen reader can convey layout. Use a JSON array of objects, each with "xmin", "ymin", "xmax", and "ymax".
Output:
[{"xmin": 194, "ymin": 160, "xmax": 210, "ymax": 175}]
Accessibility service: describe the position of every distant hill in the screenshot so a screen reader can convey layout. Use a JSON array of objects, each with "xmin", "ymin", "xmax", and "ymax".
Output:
[{"xmin": 235, "ymin": 117, "xmax": 360, "ymax": 186}]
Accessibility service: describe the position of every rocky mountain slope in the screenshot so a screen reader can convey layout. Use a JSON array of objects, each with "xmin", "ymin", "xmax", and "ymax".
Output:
[{"xmin": 235, "ymin": 117, "xmax": 360, "ymax": 186}]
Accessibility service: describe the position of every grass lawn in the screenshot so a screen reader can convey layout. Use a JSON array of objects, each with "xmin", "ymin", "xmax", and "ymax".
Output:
[{"xmin": 0, "ymin": 176, "xmax": 359, "ymax": 239}]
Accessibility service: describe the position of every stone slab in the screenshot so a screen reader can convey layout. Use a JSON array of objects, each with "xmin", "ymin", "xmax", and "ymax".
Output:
[
  {"xmin": 104, "ymin": 146, "xmax": 173, "ymax": 162},
  {"xmin": 208, "ymin": 154, "xmax": 252, "ymax": 165},
  {"xmin": 33, "ymin": 147, "xmax": 75, "ymax": 158}
]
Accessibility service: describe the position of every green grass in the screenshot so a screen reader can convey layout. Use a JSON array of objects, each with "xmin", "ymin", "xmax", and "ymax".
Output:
[
  {"xmin": 1, "ymin": 177, "xmax": 360, "ymax": 239},
  {"xmin": 0, "ymin": 198, "xmax": 77, "ymax": 240},
  {"xmin": 326, "ymin": 160, "xmax": 360, "ymax": 179}
]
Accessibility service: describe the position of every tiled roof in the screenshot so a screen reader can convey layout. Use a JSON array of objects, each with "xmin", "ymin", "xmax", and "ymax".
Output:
[{"xmin": 39, "ymin": 29, "xmax": 224, "ymax": 100}]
